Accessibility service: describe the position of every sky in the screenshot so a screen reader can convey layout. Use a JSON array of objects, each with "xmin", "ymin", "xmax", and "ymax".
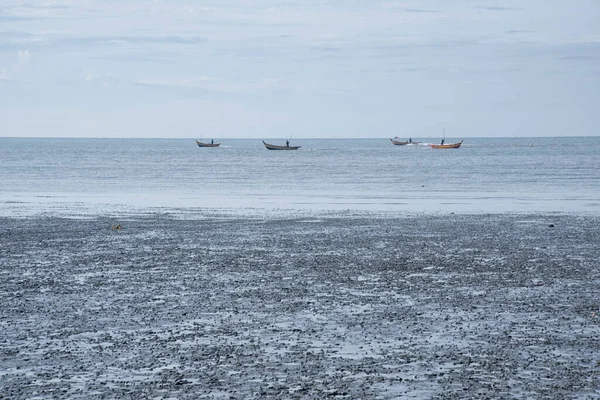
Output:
[{"xmin": 0, "ymin": 0, "xmax": 599, "ymax": 138}]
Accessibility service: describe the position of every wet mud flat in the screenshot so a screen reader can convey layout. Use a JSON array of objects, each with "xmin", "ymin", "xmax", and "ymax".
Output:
[{"xmin": 1, "ymin": 213, "xmax": 599, "ymax": 399}]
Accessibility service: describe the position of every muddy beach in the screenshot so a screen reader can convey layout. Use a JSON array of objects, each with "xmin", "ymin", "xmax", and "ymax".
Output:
[{"xmin": 1, "ymin": 212, "xmax": 599, "ymax": 399}]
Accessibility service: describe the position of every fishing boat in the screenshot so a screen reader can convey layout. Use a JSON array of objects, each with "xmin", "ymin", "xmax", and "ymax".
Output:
[
  {"xmin": 390, "ymin": 138, "xmax": 420, "ymax": 145},
  {"xmin": 262, "ymin": 141, "xmax": 301, "ymax": 150},
  {"xmin": 429, "ymin": 140, "xmax": 463, "ymax": 149},
  {"xmin": 196, "ymin": 140, "xmax": 221, "ymax": 148}
]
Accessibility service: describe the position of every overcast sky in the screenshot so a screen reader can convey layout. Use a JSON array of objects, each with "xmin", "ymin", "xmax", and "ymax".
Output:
[{"xmin": 1, "ymin": 0, "xmax": 599, "ymax": 138}]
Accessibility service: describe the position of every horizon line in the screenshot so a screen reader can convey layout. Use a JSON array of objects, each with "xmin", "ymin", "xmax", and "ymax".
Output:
[{"xmin": 1, "ymin": 135, "xmax": 599, "ymax": 140}]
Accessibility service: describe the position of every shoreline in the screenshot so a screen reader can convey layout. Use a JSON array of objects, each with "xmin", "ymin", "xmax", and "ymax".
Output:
[
  {"xmin": 1, "ymin": 213, "xmax": 599, "ymax": 398},
  {"xmin": 2, "ymin": 195, "xmax": 600, "ymax": 219}
]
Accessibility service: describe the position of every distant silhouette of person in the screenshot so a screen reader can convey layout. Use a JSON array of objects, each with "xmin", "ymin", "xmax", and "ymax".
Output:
[
  {"xmin": 409, "ymin": 137, "xmax": 412, "ymax": 143},
  {"xmin": 211, "ymin": 139, "xmax": 214, "ymax": 144},
  {"xmin": 286, "ymin": 140, "xmax": 290, "ymax": 147},
  {"xmin": 441, "ymin": 139, "xmax": 445, "ymax": 145}
]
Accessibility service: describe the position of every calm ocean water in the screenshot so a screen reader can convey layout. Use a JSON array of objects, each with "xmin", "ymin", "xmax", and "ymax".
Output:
[{"xmin": 1, "ymin": 137, "xmax": 599, "ymax": 215}]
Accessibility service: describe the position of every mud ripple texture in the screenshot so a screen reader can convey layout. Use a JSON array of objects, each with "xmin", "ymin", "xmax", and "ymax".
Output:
[{"xmin": 1, "ymin": 214, "xmax": 599, "ymax": 399}]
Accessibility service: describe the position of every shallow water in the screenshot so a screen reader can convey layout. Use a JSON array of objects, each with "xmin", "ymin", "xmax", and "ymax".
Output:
[{"xmin": 1, "ymin": 137, "xmax": 599, "ymax": 215}]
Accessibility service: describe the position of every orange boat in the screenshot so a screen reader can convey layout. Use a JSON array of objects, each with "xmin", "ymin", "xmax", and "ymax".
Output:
[{"xmin": 429, "ymin": 140, "xmax": 463, "ymax": 149}]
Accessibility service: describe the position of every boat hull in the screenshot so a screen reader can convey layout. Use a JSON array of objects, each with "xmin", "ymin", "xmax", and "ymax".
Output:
[
  {"xmin": 263, "ymin": 141, "xmax": 301, "ymax": 150},
  {"xmin": 429, "ymin": 140, "xmax": 463, "ymax": 149},
  {"xmin": 196, "ymin": 141, "xmax": 221, "ymax": 147},
  {"xmin": 390, "ymin": 139, "xmax": 420, "ymax": 146}
]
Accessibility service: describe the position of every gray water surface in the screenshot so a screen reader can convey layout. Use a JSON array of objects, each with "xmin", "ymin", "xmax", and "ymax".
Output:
[{"xmin": 1, "ymin": 137, "xmax": 599, "ymax": 215}]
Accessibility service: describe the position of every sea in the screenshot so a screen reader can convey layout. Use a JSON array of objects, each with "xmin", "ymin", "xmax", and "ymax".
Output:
[{"xmin": 1, "ymin": 137, "xmax": 599, "ymax": 216}]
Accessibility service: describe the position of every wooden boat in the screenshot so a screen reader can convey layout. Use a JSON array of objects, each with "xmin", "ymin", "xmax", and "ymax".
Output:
[
  {"xmin": 262, "ymin": 141, "xmax": 301, "ymax": 150},
  {"xmin": 196, "ymin": 140, "xmax": 221, "ymax": 148},
  {"xmin": 390, "ymin": 138, "xmax": 420, "ymax": 146},
  {"xmin": 429, "ymin": 140, "xmax": 463, "ymax": 149}
]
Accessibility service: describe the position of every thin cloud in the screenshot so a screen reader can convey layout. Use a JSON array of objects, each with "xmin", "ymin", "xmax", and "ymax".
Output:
[
  {"xmin": 558, "ymin": 55, "xmax": 595, "ymax": 61},
  {"xmin": 135, "ymin": 76, "xmax": 217, "ymax": 88},
  {"xmin": 555, "ymin": 42, "xmax": 600, "ymax": 62},
  {"xmin": 505, "ymin": 30, "xmax": 534, "ymax": 35},
  {"xmin": 18, "ymin": 49, "xmax": 31, "ymax": 65},
  {"xmin": 81, "ymin": 72, "xmax": 95, "ymax": 82},
  {"xmin": 101, "ymin": 51, "xmax": 181, "ymax": 64},
  {"xmin": 2, "ymin": 0, "xmax": 599, "ymax": 138},
  {"xmin": 0, "ymin": 2, "xmax": 73, "ymax": 20},
  {"xmin": 0, "ymin": 15, "xmax": 44, "ymax": 21},
  {"xmin": 0, "ymin": 31, "xmax": 37, "ymax": 49},
  {"xmin": 0, "ymin": 49, "xmax": 32, "ymax": 81},
  {"xmin": 11, "ymin": 3, "xmax": 72, "ymax": 10},
  {"xmin": 404, "ymin": 9, "xmax": 438, "ymax": 13},
  {"xmin": 134, "ymin": 77, "xmax": 282, "ymax": 94},
  {"xmin": 64, "ymin": 35, "xmax": 207, "ymax": 45},
  {"xmin": 3, "ymin": 33, "xmax": 207, "ymax": 51},
  {"xmin": 310, "ymin": 46, "xmax": 342, "ymax": 53},
  {"xmin": 0, "ymin": 31, "xmax": 34, "ymax": 38},
  {"xmin": 474, "ymin": 6, "xmax": 522, "ymax": 11}
]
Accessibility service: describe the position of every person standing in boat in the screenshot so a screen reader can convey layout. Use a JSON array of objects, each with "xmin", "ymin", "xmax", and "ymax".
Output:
[
  {"xmin": 441, "ymin": 139, "xmax": 445, "ymax": 145},
  {"xmin": 409, "ymin": 137, "xmax": 412, "ymax": 143},
  {"xmin": 286, "ymin": 140, "xmax": 290, "ymax": 147},
  {"xmin": 211, "ymin": 139, "xmax": 214, "ymax": 145}
]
